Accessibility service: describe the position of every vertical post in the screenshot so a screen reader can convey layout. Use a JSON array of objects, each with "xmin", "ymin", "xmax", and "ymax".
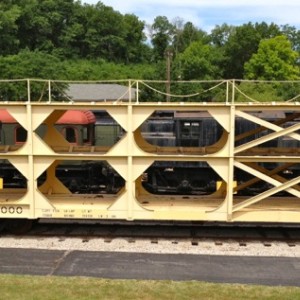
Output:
[
  {"xmin": 136, "ymin": 81, "xmax": 139, "ymax": 103},
  {"xmin": 165, "ymin": 50, "xmax": 173, "ymax": 102},
  {"xmin": 26, "ymin": 101, "xmax": 35, "ymax": 218},
  {"xmin": 227, "ymin": 105, "xmax": 235, "ymax": 221},
  {"xmin": 231, "ymin": 80, "xmax": 235, "ymax": 104},
  {"xmin": 48, "ymin": 80, "xmax": 51, "ymax": 102},
  {"xmin": 226, "ymin": 80, "xmax": 229, "ymax": 104},
  {"xmin": 26, "ymin": 79, "xmax": 35, "ymax": 218},
  {"xmin": 27, "ymin": 79, "xmax": 31, "ymax": 102},
  {"xmin": 128, "ymin": 80, "xmax": 132, "ymax": 103},
  {"xmin": 127, "ymin": 104, "xmax": 134, "ymax": 220}
]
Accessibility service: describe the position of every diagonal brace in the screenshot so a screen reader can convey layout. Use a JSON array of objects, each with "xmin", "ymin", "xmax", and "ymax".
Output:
[
  {"xmin": 233, "ymin": 175, "xmax": 300, "ymax": 212},
  {"xmin": 235, "ymin": 163, "xmax": 296, "ymax": 192},
  {"xmin": 234, "ymin": 122, "xmax": 300, "ymax": 154},
  {"xmin": 235, "ymin": 112, "xmax": 300, "ymax": 142},
  {"xmin": 234, "ymin": 161, "xmax": 300, "ymax": 198},
  {"xmin": 235, "ymin": 111, "xmax": 300, "ymax": 142}
]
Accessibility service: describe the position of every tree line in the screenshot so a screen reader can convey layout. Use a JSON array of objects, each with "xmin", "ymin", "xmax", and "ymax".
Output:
[{"xmin": 0, "ymin": 0, "xmax": 300, "ymax": 101}]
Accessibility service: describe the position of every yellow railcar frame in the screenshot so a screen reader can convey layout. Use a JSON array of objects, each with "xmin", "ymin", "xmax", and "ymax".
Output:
[{"xmin": 0, "ymin": 79, "xmax": 300, "ymax": 223}]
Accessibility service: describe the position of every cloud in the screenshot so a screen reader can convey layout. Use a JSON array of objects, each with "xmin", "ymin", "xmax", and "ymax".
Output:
[
  {"xmin": 86, "ymin": 0, "xmax": 299, "ymax": 7},
  {"xmin": 84, "ymin": 0, "xmax": 300, "ymax": 31}
]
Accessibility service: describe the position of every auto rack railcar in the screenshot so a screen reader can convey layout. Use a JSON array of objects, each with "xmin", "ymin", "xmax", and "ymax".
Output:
[{"xmin": 0, "ymin": 79, "xmax": 300, "ymax": 233}]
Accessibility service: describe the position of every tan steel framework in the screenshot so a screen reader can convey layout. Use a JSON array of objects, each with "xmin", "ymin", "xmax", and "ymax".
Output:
[{"xmin": 0, "ymin": 79, "xmax": 300, "ymax": 223}]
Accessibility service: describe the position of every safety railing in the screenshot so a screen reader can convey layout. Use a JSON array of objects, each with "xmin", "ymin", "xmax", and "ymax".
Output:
[{"xmin": 0, "ymin": 79, "xmax": 300, "ymax": 104}]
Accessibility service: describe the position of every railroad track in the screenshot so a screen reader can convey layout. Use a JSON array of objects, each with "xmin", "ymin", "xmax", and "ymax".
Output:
[{"xmin": 2, "ymin": 221, "xmax": 300, "ymax": 247}]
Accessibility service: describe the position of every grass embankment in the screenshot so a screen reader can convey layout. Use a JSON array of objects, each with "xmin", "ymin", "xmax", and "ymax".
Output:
[{"xmin": 0, "ymin": 274, "xmax": 300, "ymax": 300}]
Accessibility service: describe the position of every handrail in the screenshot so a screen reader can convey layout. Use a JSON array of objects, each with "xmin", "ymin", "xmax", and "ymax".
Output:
[{"xmin": 0, "ymin": 78, "xmax": 300, "ymax": 104}]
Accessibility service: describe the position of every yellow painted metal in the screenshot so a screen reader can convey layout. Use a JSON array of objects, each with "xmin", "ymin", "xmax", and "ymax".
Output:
[
  {"xmin": 0, "ymin": 79, "xmax": 300, "ymax": 223},
  {"xmin": 0, "ymin": 178, "xmax": 2, "ymax": 189}
]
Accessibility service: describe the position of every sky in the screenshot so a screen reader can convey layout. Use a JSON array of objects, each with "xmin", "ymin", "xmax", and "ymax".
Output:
[{"xmin": 83, "ymin": 0, "xmax": 300, "ymax": 32}]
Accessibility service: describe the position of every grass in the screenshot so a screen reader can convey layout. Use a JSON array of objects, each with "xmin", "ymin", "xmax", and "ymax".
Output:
[{"xmin": 0, "ymin": 274, "xmax": 300, "ymax": 300}]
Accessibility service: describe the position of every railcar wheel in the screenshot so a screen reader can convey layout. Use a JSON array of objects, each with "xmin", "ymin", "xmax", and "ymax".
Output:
[{"xmin": 5, "ymin": 219, "xmax": 33, "ymax": 235}]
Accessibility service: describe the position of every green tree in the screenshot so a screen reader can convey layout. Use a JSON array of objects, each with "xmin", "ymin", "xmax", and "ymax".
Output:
[
  {"xmin": 210, "ymin": 23, "xmax": 235, "ymax": 47},
  {"xmin": 0, "ymin": 49, "xmax": 66, "ymax": 78},
  {"xmin": 2, "ymin": 0, "xmax": 148, "ymax": 62},
  {"xmin": 244, "ymin": 35, "xmax": 300, "ymax": 80},
  {"xmin": 80, "ymin": 2, "xmax": 126, "ymax": 61},
  {"xmin": 123, "ymin": 14, "xmax": 149, "ymax": 63},
  {"xmin": 237, "ymin": 36, "xmax": 300, "ymax": 103},
  {"xmin": 173, "ymin": 21, "xmax": 208, "ymax": 55},
  {"xmin": 280, "ymin": 24, "xmax": 300, "ymax": 54},
  {"xmin": 0, "ymin": 50, "xmax": 67, "ymax": 100},
  {"xmin": 174, "ymin": 41, "xmax": 224, "ymax": 80},
  {"xmin": 223, "ymin": 22, "xmax": 281, "ymax": 79},
  {"xmin": 57, "ymin": 0, "xmax": 88, "ymax": 58},
  {"xmin": 150, "ymin": 16, "xmax": 175, "ymax": 61},
  {"xmin": 61, "ymin": 59, "xmax": 156, "ymax": 80},
  {"xmin": 16, "ymin": 0, "xmax": 76, "ymax": 53},
  {"xmin": 0, "ymin": 2, "xmax": 21, "ymax": 55}
]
